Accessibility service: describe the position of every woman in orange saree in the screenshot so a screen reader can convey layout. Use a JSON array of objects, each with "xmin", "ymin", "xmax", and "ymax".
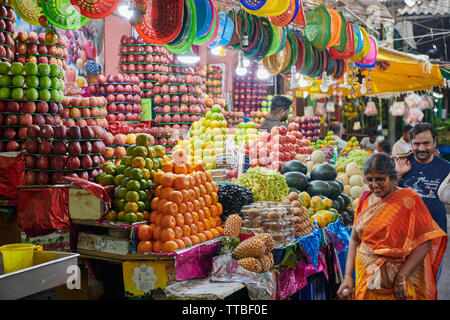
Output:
[{"xmin": 337, "ymin": 153, "xmax": 447, "ymax": 300}]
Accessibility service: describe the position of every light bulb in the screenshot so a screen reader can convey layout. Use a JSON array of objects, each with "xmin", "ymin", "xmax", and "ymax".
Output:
[
  {"xmin": 177, "ymin": 47, "xmax": 200, "ymax": 64},
  {"xmin": 118, "ymin": 4, "xmax": 134, "ymax": 20},
  {"xmin": 360, "ymin": 78, "xmax": 367, "ymax": 95},
  {"xmin": 320, "ymin": 72, "xmax": 329, "ymax": 92},
  {"xmin": 243, "ymin": 58, "xmax": 251, "ymax": 68},
  {"xmin": 299, "ymin": 75, "xmax": 311, "ymax": 87},
  {"xmin": 290, "ymin": 66, "xmax": 299, "ymax": 88},
  {"xmin": 211, "ymin": 46, "xmax": 222, "ymax": 56},
  {"xmin": 236, "ymin": 51, "xmax": 247, "ymax": 76},
  {"xmin": 256, "ymin": 62, "xmax": 270, "ymax": 80},
  {"xmin": 340, "ymin": 73, "xmax": 351, "ymax": 89},
  {"xmin": 236, "ymin": 67, "xmax": 247, "ymax": 76}
]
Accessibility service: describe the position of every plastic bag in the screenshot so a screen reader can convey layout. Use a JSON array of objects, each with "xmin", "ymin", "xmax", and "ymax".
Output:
[
  {"xmin": 404, "ymin": 93, "xmax": 420, "ymax": 108},
  {"xmin": 0, "ymin": 152, "xmax": 25, "ymax": 200},
  {"xmin": 364, "ymin": 101, "xmax": 377, "ymax": 116},
  {"xmin": 404, "ymin": 107, "xmax": 424, "ymax": 125},
  {"xmin": 315, "ymin": 103, "xmax": 325, "ymax": 117},
  {"xmin": 390, "ymin": 101, "xmax": 407, "ymax": 116}
]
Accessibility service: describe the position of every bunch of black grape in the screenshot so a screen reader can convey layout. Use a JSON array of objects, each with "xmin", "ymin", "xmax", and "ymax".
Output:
[{"xmin": 218, "ymin": 183, "xmax": 254, "ymax": 221}]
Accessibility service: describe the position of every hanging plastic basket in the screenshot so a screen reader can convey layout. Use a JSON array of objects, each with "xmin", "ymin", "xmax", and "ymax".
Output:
[
  {"xmin": 42, "ymin": 0, "xmax": 90, "ymax": 30},
  {"xmin": 164, "ymin": 0, "xmax": 197, "ymax": 54},
  {"xmin": 194, "ymin": 0, "xmax": 213, "ymax": 37},
  {"xmin": 240, "ymin": 0, "xmax": 268, "ymax": 11},
  {"xmin": 242, "ymin": 0, "xmax": 291, "ymax": 17},
  {"xmin": 70, "ymin": 0, "xmax": 120, "ymax": 19},
  {"xmin": 269, "ymin": 0, "xmax": 295, "ymax": 27},
  {"xmin": 11, "ymin": 0, "xmax": 42, "ymax": 26},
  {"xmin": 135, "ymin": 0, "xmax": 184, "ymax": 45}
]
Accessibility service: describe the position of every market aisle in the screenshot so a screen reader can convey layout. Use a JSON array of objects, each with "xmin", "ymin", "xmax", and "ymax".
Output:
[{"xmin": 437, "ymin": 207, "xmax": 450, "ymax": 300}]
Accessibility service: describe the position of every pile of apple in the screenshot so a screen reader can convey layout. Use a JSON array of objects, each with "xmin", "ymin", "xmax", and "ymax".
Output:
[
  {"xmin": 15, "ymin": 31, "xmax": 68, "ymax": 70},
  {"xmin": 23, "ymin": 124, "xmax": 106, "ymax": 185},
  {"xmin": 248, "ymin": 110, "xmax": 270, "ymax": 127},
  {"xmin": 290, "ymin": 116, "xmax": 321, "ymax": 142},
  {"xmin": 152, "ymin": 66, "xmax": 206, "ymax": 134},
  {"xmin": 102, "ymin": 131, "xmax": 138, "ymax": 164},
  {"xmin": 205, "ymin": 65, "xmax": 223, "ymax": 98},
  {"xmin": 244, "ymin": 125, "xmax": 313, "ymax": 171},
  {"xmin": 90, "ymin": 73, "xmax": 143, "ymax": 123},
  {"xmin": 61, "ymin": 95, "xmax": 108, "ymax": 128},
  {"xmin": 0, "ymin": 2, "xmax": 15, "ymax": 63},
  {"xmin": 222, "ymin": 110, "xmax": 245, "ymax": 129},
  {"xmin": 119, "ymin": 35, "xmax": 173, "ymax": 99}
]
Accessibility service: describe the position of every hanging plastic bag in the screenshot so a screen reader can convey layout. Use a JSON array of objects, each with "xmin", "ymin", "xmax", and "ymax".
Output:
[
  {"xmin": 390, "ymin": 101, "xmax": 407, "ymax": 116},
  {"xmin": 404, "ymin": 107, "xmax": 424, "ymax": 125},
  {"xmin": 364, "ymin": 100, "xmax": 377, "ymax": 116},
  {"xmin": 315, "ymin": 103, "xmax": 325, "ymax": 117},
  {"xmin": 0, "ymin": 152, "xmax": 25, "ymax": 200},
  {"xmin": 404, "ymin": 93, "xmax": 421, "ymax": 108}
]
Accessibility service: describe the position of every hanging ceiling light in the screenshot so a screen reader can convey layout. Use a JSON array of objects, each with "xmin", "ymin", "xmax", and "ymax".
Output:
[
  {"xmin": 118, "ymin": 0, "xmax": 134, "ymax": 20},
  {"xmin": 289, "ymin": 66, "xmax": 299, "ymax": 88},
  {"xmin": 299, "ymin": 74, "xmax": 311, "ymax": 87},
  {"xmin": 177, "ymin": 47, "xmax": 200, "ymax": 64},
  {"xmin": 242, "ymin": 57, "xmax": 251, "ymax": 68},
  {"xmin": 236, "ymin": 51, "xmax": 247, "ymax": 76},
  {"xmin": 211, "ymin": 46, "xmax": 222, "ymax": 56},
  {"xmin": 340, "ymin": 73, "xmax": 351, "ymax": 89},
  {"xmin": 360, "ymin": 77, "xmax": 367, "ymax": 95},
  {"xmin": 256, "ymin": 61, "xmax": 270, "ymax": 80},
  {"xmin": 320, "ymin": 72, "xmax": 329, "ymax": 92}
]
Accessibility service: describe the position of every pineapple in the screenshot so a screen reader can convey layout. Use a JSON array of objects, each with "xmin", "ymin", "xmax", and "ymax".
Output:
[
  {"xmin": 232, "ymin": 234, "xmax": 267, "ymax": 259},
  {"xmin": 255, "ymin": 233, "xmax": 274, "ymax": 252},
  {"xmin": 238, "ymin": 257, "xmax": 262, "ymax": 273},
  {"xmin": 224, "ymin": 214, "xmax": 242, "ymax": 237},
  {"xmin": 258, "ymin": 253, "xmax": 274, "ymax": 272}
]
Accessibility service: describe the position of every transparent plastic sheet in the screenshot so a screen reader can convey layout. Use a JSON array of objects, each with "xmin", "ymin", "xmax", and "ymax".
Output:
[{"xmin": 210, "ymin": 253, "xmax": 276, "ymax": 300}]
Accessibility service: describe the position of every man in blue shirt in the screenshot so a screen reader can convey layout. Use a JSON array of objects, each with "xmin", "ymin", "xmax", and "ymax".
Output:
[{"xmin": 395, "ymin": 123, "xmax": 449, "ymax": 281}]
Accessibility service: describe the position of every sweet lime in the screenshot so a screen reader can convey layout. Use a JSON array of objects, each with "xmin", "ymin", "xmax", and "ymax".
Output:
[
  {"xmin": 130, "ymin": 168, "xmax": 143, "ymax": 180},
  {"xmin": 124, "ymin": 212, "xmax": 137, "ymax": 223},
  {"xmin": 125, "ymin": 190, "xmax": 139, "ymax": 202},
  {"xmin": 124, "ymin": 202, "xmax": 138, "ymax": 213},
  {"xmin": 117, "ymin": 187, "xmax": 128, "ymax": 199},
  {"xmin": 126, "ymin": 179, "xmax": 141, "ymax": 192},
  {"xmin": 114, "ymin": 174, "xmax": 125, "ymax": 186}
]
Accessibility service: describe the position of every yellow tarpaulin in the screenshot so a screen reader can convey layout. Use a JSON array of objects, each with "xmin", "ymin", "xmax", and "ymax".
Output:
[{"xmin": 296, "ymin": 47, "xmax": 444, "ymax": 97}]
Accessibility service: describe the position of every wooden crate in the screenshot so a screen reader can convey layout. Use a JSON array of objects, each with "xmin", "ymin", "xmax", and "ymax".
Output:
[{"xmin": 69, "ymin": 187, "xmax": 106, "ymax": 220}]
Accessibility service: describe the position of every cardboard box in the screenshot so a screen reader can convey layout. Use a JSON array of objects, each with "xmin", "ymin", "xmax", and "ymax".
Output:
[
  {"xmin": 69, "ymin": 187, "xmax": 106, "ymax": 220},
  {"xmin": 77, "ymin": 232, "xmax": 131, "ymax": 256}
]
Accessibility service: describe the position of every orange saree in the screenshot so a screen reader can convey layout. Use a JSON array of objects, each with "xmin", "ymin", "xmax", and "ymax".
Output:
[{"xmin": 353, "ymin": 188, "xmax": 447, "ymax": 300}]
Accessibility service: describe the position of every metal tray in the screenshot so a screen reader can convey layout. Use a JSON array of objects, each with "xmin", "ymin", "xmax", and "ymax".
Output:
[{"xmin": 0, "ymin": 250, "xmax": 79, "ymax": 300}]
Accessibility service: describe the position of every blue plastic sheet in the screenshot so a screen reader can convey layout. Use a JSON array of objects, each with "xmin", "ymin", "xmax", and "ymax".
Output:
[
  {"xmin": 325, "ymin": 220, "xmax": 351, "ymax": 252},
  {"xmin": 296, "ymin": 224, "xmax": 321, "ymax": 269}
]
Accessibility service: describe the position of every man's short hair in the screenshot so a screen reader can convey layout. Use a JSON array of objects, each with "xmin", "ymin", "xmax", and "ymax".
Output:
[
  {"xmin": 402, "ymin": 125, "xmax": 413, "ymax": 134},
  {"xmin": 330, "ymin": 123, "xmax": 343, "ymax": 133},
  {"xmin": 410, "ymin": 122, "xmax": 437, "ymax": 141},
  {"xmin": 368, "ymin": 128, "xmax": 378, "ymax": 137},
  {"xmin": 270, "ymin": 95, "xmax": 292, "ymax": 115}
]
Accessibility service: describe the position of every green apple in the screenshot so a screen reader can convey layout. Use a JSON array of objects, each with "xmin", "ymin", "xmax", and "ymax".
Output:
[
  {"xmin": 12, "ymin": 75, "xmax": 25, "ymax": 87},
  {"xmin": 38, "ymin": 63, "xmax": 50, "ymax": 75},
  {"xmin": 211, "ymin": 104, "xmax": 221, "ymax": 113},
  {"xmin": 205, "ymin": 111, "xmax": 213, "ymax": 120},
  {"xmin": 0, "ymin": 75, "xmax": 11, "ymax": 87},
  {"xmin": 24, "ymin": 62, "xmax": 38, "ymax": 75},
  {"xmin": 10, "ymin": 62, "xmax": 24, "ymax": 75},
  {"xmin": 0, "ymin": 87, "xmax": 10, "ymax": 99},
  {"xmin": 49, "ymin": 64, "xmax": 59, "ymax": 76},
  {"xmin": 58, "ymin": 79, "xmax": 65, "ymax": 90},
  {"xmin": 50, "ymin": 89, "xmax": 60, "ymax": 101},
  {"xmin": 39, "ymin": 76, "xmax": 51, "ymax": 88},
  {"xmin": 25, "ymin": 88, "xmax": 38, "ymax": 100},
  {"xmin": 26, "ymin": 75, "xmax": 39, "ymax": 88},
  {"xmin": 0, "ymin": 62, "xmax": 10, "ymax": 74},
  {"xmin": 11, "ymin": 88, "xmax": 24, "ymax": 100}
]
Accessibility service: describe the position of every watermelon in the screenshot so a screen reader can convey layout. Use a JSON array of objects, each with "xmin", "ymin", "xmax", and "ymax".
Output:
[
  {"xmin": 310, "ymin": 163, "xmax": 337, "ymax": 181},
  {"xmin": 341, "ymin": 193, "xmax": 352, "ymax": 208},
  {"xmin": 284, "ymin": 171, "xmax": 308, "ymax": 191},
  {"xmin": 326, "ymin": 181, "xmax": 342, "ymax": 200},
  {"xmin": 332, "ymin": 199, "xmax": 343, "ymax": 213},
  {"xmin": 281, "ymin": 160, "xmax": 308, "ymax": 175},
  {"xmin": 289, "ymin": 187, "xmax": 301, "ymax": 194},
  {"xmin": 307, "ymin": 180, "xmax": 330, "ymax": 197},
  {"xmin": 335, "ymin": 179, "xmax": 344, "ymax": 193},
  {"xmin": 336, "ymin": 195, "xmax": 346, "ymax": 211}
]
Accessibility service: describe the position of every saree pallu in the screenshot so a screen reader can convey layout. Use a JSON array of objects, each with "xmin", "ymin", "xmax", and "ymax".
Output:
[{"xmin": 353, "ymin": 188, "xmax": 447, "ymax": 300}]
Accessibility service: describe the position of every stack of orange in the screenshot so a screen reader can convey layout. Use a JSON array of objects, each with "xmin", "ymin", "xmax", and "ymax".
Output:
[{"xmin": 136, "ymin": 154, "xmax": 224, "ymax": 254}]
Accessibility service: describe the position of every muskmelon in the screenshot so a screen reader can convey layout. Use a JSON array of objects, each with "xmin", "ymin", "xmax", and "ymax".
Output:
[
  {"xmin": 350, "ymin": 185, "xmax": 363, "ymax": 198},
  {"xmin": 346, "ymin": 162, "xmax": 360, "ymax": 177},
  {"xmin": 343, "ymin": 185, "xmax": 352, "ymax": 196},
  {"xmin": 311, "ymin": 150, "xmax": 325, "ymax": 164},
  {"xmin": 349, "ymin": 175, "xmax": 364, "ymax": 187},
  {"xmin": 337, "ymin": 173, "xmax": 349, "ymax": 185}
]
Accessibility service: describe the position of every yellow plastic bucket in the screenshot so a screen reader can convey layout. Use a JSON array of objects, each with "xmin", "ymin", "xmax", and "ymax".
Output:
[{"xmin": 0, "ymin": 243, "xmax": 43, "ymax": 274}]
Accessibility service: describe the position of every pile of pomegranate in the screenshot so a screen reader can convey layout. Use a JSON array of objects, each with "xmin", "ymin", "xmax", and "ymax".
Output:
[{"xmin": 0, "ymin": 2, "xmax": 16, "ymax": 63}]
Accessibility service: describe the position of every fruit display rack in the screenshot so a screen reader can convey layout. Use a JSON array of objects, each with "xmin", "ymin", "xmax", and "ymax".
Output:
[
  {"xmin": 0, "ymin": 2, "xmax": 16, "ymax": 63},
  {"xmin": 291, "ymin": 116, "xmax": 321, "ymax": 142},
  {"xmin": 233, "ymin": 61, "xmax": 268, "ymax": 120},
  {"xmin": 15, "ymin": 31, "xmax": 68, "ymax": 70},
  {"xmin": 61, "ymin": 96, "xmax": 108, "ymax": 128},
  {"xmin": 205, "ymin": 65, "xmax": 223, "ymax": 98}
]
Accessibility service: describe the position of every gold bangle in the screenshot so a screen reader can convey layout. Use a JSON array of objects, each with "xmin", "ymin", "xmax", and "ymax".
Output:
[
  {"xmin": 396, "ymin": 271, "xmax": 408, "ymax": 279},
  {"xmin": 394, "ymin": 280, "xmax": 406, "ymax": 286},
  {"xmin": 344, "ymin": 275, "xmax": 353, "ymax": 280}
]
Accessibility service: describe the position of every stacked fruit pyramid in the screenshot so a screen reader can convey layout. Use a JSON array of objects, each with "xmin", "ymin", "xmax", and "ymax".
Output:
[
  {"xmin": 99, "ymin": 133, "xmax": 167, "ymax": 223},
  {"xmin": 174, "ymin": 104, "xmax": 228, "ymax": 170},
  {"xmin": 205, "ymin": 65, "xmax": 223, "ymax": 99},
  {"xmin": 61, "ymin": 96, "xmax": 108, "ymax": 128},
  {"xmin": 0, "ymin": 2, "xmax": 16, "ymax": 63},
  {"xmin": 15, "ymin": 31, "xmax": 68, "ymax": 70},
  {"xmin": 136, "ymin": 150, "xmax": 224, "ymax": 253}
]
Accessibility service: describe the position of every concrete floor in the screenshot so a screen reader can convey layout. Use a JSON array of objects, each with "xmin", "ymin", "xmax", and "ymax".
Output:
[{"xmin": 437, "ymin": 209, "xmax": 450, "ymax": 300}]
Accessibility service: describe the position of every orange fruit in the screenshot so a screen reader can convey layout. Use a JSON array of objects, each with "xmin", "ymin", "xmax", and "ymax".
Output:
[
  {"xmin": 153, "ymin": 172, "xmax": 164, "ymax": 185},
  {"xmin": 174, "ymin": 238, "xmax": 185, "ymax": 249},
  {"xmin": 204, "ymin": 194, "xmax": 212, "ymax": 208},
  {"xmin": 196, "ymin": 221, "xmax": 205, "ymax": 233},
  {"xmin": 186, "ymin": 162, "xmax": 194, "ymax": 174},
  {"xmin": 174, "ymin": 163, "xmax": 187, "ymax": 174},
  {"xmin": 205, "ymin": 170, "xmax": 212, "ymax": 182},
  {"xmin": 161, "ymin": 240, "xmax": 179, "ymax": 253},
  {"xmin": 204, "ymin": 207, "xmax": 211, "ymax": 219},
  {"xmin": 210, "ymin": 228, "xmax": 219, "ymax": 238},
  {"xmin": 197, "ymin": 232, "xmax": 207, "ymax": 243},
  {"xmin": 178, "ymin": 202, "xmax": 187, "ymax": 214},
  {"xmin": 188, "ymin": 189, "xmax": 196, "ymax": 202},
  {"xmin": 209, "ymin": 216, "xmax": 217, "ymax": 228},
  {"xmin": 175, "ymin": 213, "xmax": 184, "ymax": 226},
  {"xmin": 198, "ymin": 171, "xmax": 207, "ymax": 185},
  {"xmin": 204, "ymin": 230, "xmax": 214, "ymax": 241},
  {"xmin": 142, "ymin": 211, "xmax": 150, "ymax": 220},
  {"xmin": 192, "ymin": 199, "xmax": 201, "ymax": 212},
  {"xmin": 205, "ymin": 182, "xmax": 213, "ymax": 195},
  {"xmin": 157, "ymin": 198, "xmax": 168, "ymax": 212},
  {"xmin": 137, "ymin": 224, "xmax": 152, "ymax": 241},
  {"xmin": 152, "ymin": 240, "xmax": 162, "ymax": 253},
  {"xmin": 183, "ymin": 212, "xmax": 193, "ymax": 225},
  {"xmin": 154, "ymin": 185, "xmax": 163, "ymax": 197},
  {"xmin": 152, "ymin": 225, "xmax": 162, "ymax": 240},
  {"xmin": 159, "ymin": 187, "xmax": 175, "ymax": 200},
  {"xmin": 199, "ymin": 185, "xmax": 207, "ymax": 197},
  {"xmin": 137, "ymin": 240, "xmax": 153, "ymax": 253},
  {"xmin": 187, "ymin": 175, "xmax": 196, "ymax": 188},
  {"xmin": 161, "ymin": 228, "xmax": 176, "ymax": 241},
  {"xmin": 155, "ymin": 213, "xmax": 163, "ymax": 226},
  {"xmin": 190, "ymin": 223, "xmax": 198, "ymax": 235},
  {"xmin": 182, "ymin": 224, "xmax": 191, "ymax": 237},
  {"xmin": 194, "ymin": 162, "xmax": 206, "ymax": 172},
  {"xmin": 161, "ymin": 173, "xmax": 174, "ymax": 187},
  {"xmin": 189, "ymin": 235, "xmax": 200, "ymax": 245},
  {"xmin": 203, "ymin": 218, "xmax": 211, "ymax": 231},
  {"xmin": 151, "ymin": 197, "xmax": 160, "ymax": 210},
  {"xmin": 217, "ymin": 203, "xmax": 223, "ymax": 215},
  {"xmin": 182, "ymin": 236, "xmax": 192, "ymax": 248},
  {"xmin": 160, "ymin": 215, "xmax": 176, "ymax": 229},
  {"xmin": 174, "ymin": 226, "xmax": 183, "ymax": 239},
  {"xmin": 161, "ymin": 201, "xmax": 178, "ymax": 216},
  {"xmin": 198, "ymin": 197, "xmax": 205, "ymax": 208},
  {"xmin": 186, "ymin": 201, "xmax": 194, "ymax": 213},
  {"xmin": 162, "ymin": 162, "xmax": 173, "ymax": 173},
  {"xmin": 193, "ymin": 187, "xmax": 201, "ymax": 199},
  {"xmin": 211, "ymin": 192, "xmax": 218, "ymax": 205},
  {"xmin": 210, "ymin": 205, "xmax": 218, "ymax": 217},
  {"xmin": 198, "ymin": 209, "xmax": 205, "ymax": 222},
  {"xmin": 193, "ymin": 173, "xmax": 201, "ymax": 186},
  {"xmin": 173, "ymin": 175, "xmax": 190, "ymax": 190},
  {"xmin": 149, "ymin": 210, "xmax": 158, "ymax": 223},
  {"xmin": 217, "ymin": 226, "xmax": 224, "ymax": 236},
  {"xmin": 168, "ymin": 190, "xmax": 183, "ymax": 206},
  {"xmin": 191, "ymin": 211, "xmax": 199, "ymax": 223},
  {"xmin": 181, "ymin": 190, "xmax": 190, "ymax": 203},
  {"xmin": 212, "ymin": 182, "xmax": 218, "ymax": 193},
  {"xmin": 215, "ymin": 216, "xmax": 222, "ymax": 227}
]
